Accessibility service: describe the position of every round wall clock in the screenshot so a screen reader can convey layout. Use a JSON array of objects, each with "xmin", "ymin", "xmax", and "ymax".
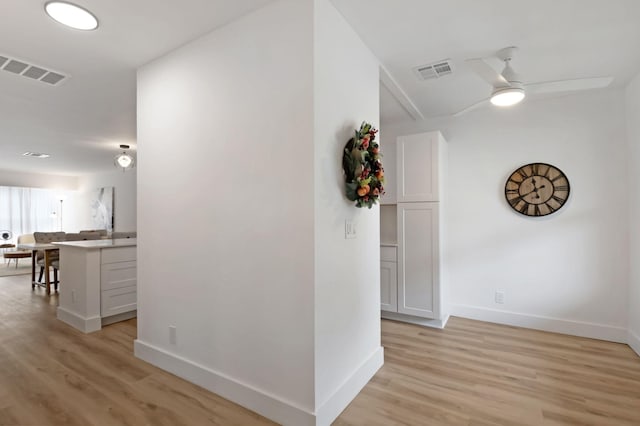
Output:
[{"xmin": 505, "ymin": 163, "xmax": 570, "ymax": 217}]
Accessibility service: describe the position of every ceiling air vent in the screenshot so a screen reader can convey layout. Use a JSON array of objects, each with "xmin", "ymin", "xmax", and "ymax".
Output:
[
  {"xmin": 0, "ymin": 53, "xmax": 68, "ymax": 86},
  {"xmin": 413, "ymin": 59, "xmax": 454, "ymax": 81}
]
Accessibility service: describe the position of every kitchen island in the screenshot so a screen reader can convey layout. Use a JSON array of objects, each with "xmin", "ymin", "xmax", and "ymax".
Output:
[{"xmin": 53, "ymin": 238, "xmax": 137, "ymax": 333}]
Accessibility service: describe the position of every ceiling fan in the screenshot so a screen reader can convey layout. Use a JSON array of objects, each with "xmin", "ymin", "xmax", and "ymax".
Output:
[{"xmin": 455, "ymin": 46, "xmax": 614, "ymax": 116}]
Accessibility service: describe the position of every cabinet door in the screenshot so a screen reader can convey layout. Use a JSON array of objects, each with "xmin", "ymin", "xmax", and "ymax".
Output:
[
  {"xmin": 397, "ymin": 202, "xmax": 439, "ymax": 319},
  {"xmin": 380, "ymin": 260, "xmax": 398, "ymax": 312},
  {"xmin": 397, "ymin": 132, "xmax": 439, "ymax": 202}
]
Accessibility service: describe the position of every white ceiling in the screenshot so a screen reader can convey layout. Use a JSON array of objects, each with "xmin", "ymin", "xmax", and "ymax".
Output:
[
  {"xmin": 2, "ymin": 1, "xmax": 640, "ymax": 175},
  {"xmin": 0, "ymin": 0, "xmax": 272, "ymax": 175},
  {"xmin": 331, "ymin": 0, "xmax": 640, "ymax": 123}
]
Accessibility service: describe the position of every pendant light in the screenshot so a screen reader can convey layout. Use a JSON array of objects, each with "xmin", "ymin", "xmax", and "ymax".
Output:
[{"xmin": 114, "ymin": 144, "xmax": 135, "ymax": 171}]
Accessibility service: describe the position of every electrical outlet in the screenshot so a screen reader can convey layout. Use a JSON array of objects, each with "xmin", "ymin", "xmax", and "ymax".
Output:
[
  {"xmin": 495, "ymin": 291, "xmax": 505, "ymax": 304},
  {"xmin": 71, "ymin": 289, "xmax": 76, "ymax": 303},
  {"xmin": 169, "ymin": 326, "xmax": 177, "ymax": 344},
  {"xmin": 345, "ymin": 220, "xmax": 357, "ymax": 239}
]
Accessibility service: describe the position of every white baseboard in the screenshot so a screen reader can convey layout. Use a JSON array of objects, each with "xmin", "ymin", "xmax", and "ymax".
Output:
[
  {"xmin": 102, "ymin": 310, "xmax": 137, "ymax": 326},
  {"xmin": 315, "ymin": 347, "xmax": 384, "ymax": 426},
  {"xmin": 381, "ymin": 311, "xmax": 449, "ymax": 329},
  {"xmin": 629, "ymin": 329, "xmax": 640, "ymax": 357},
  {"xmin": 451, "ymin": 305, "xmax": 627, "ymax": 343},
  {"xmin": 135, "ymin": 340, "xmax": 383, "ymax": 426},
  {"xmin": 57, "ymin": 307, "xmax": 101, "ymax": 333}
]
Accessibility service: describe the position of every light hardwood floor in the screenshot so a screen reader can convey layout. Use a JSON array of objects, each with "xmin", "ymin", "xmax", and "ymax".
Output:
[{"xmin": 1, "ymin": 274, "xmax": 639, "ymax": 426}]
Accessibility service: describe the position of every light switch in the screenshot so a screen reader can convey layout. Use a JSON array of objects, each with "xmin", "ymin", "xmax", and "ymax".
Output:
[{"xmin": 345, "ymin": 220, "xmax": 357, "ymax": 239}]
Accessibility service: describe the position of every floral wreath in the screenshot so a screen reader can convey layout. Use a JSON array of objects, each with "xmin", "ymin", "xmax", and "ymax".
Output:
[{"xmin": 342, "ymin": 122, "xmax": 384, "ymax": 208}]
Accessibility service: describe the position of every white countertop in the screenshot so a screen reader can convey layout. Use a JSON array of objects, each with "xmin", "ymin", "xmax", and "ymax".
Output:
[{"xmin": 53, "ymin": 238, "xmax": 137, "ymax": 249}]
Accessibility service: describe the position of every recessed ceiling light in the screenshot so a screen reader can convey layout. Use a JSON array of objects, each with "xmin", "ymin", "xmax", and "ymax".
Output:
[
  {"xmin": 45, "ymin": 2, "xmax": 98, "ymax": 31},
  {"xmin": 23, "ymin": 152, "xmax": 51, "ymax": 158}
]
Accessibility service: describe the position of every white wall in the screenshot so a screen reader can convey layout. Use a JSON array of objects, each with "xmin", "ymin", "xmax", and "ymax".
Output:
[
  {"xmin": 0, "ymin": 169, "xmax": 78, "ymax": 190},
  {"xmin": 136, "ymin": 1, "xmax": 383, "ymax": 423},
  {"xmin": 383, "ymin": 90, "xmax": 629, "ymax": 342},
  {"xmin": 626, "ymin": 73, "xmax": 640, "ymax": 355},
  {"xmin": 313, "ymin": 0, "xmax": 382, "ymax": 421},
  {"xmin": 136, "ymin": 0, "xmax": 316, "ymax": 422},
  {"xmin": 75, "ymin": 170, "xmax": 137, "ymax": 232}
]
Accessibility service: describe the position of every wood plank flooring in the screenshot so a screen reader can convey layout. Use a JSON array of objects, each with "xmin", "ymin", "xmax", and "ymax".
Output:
[
  {"xmin": 1, "ymin": 274, "xmax": 639, "ymax": 425},
  {"xmin": 337, "ymin": 318, "xmax": 640, "ymax": 426}
]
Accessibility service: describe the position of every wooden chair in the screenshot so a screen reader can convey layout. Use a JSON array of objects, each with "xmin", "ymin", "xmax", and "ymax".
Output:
[
  {"xmin": 33, "ymin": 232, "xmax": 65, "ymax": 290},
  {"xmin": 111, "ymin": 231, "xmax": 136, "ymax": 239},
  {"xmin": 80, "ymin": 229, "xmax": 108, "ymax": 238}
]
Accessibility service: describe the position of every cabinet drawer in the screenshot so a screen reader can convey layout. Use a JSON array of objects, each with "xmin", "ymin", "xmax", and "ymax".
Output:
[
  {"xmin": 381, "ymin": 246, "xmax": 397, "ymax": 262},
  {"xmin": 101, "ymin": 261, "xmax": 136, "ymax": 291},
  {"xmin": 101, "ymin": 286, "xmax": 137, "ymax": 317},
  {"xmin": 101, "ymin": 247, "xmax": 136, "ymax": 264}
]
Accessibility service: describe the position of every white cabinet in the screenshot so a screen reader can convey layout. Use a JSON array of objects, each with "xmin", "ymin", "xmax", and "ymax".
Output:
[
  {"xmin": 396, "ymin": 132, "xmax": 444, "ymax": 202},
  {"xmin": 381, "ymin": 131, "xmax": 447, "ymax": 328},
  {"xmin": 397, "ymin": 202, "xmax": 440, "ymax": 319},
  {"xmin": 380, "ymin": 246, "xmax": 397, "ymax": 312},
  {"xmin": 55, "ymin": 240, "xmax": 137, "ymax": 333},
  {"xmin": 101, "ymin": 259, "xmax": 137, "ymax": 317}
]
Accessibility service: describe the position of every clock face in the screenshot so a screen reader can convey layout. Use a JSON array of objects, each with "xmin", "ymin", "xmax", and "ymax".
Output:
[{"xmin": 505, "ymin": 163, "xmax": 570, "ymax": 217}]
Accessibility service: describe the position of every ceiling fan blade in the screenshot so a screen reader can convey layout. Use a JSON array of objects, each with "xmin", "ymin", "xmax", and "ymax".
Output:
[
  {"xmin": 466, "ymin": 58, "xmax": 510, "ymax": 88},
  {"xmin": 525, "ymin": 77, "xmax": 614, "ymax": 95},
  {"xmin": 453, "ymin": 98, "xmax": 490, "ymax": 117}
]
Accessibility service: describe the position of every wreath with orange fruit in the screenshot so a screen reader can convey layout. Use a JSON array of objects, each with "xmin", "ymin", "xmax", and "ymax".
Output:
[{"xmin": 342, "ymin": 122, "xmax": 384, "ymax": 208}]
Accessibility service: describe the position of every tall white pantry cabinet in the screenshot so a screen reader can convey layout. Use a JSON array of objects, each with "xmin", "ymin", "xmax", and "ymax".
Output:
[{"xmin": 381, "ymin": 131, "xmax": 448, "ymax": 328}]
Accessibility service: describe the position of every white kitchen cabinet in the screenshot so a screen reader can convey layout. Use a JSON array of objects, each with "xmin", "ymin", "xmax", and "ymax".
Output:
[
  {"xmin": 396, "ymin": 131, "xmax": 445, "ymax": 202},
  {"xmin": 101, "ymin": 260, "xmax": 137, "ymax": 317},
  {"xmin": 397, "ymin": 202, "xmax": 440, "ymax": 319},
  {"xmin": 380, "ymin": 131, "xmax": 447, "ymax": 328},
  {"xmin": 380, "ymin": 245, "xmax": 398, "ymax": 312},
  {"xmin": 55, "ymin": 239, "xmax": 137, "ymax": 333}
]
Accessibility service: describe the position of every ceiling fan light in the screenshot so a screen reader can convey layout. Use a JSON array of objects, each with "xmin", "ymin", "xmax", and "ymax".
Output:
[
  {"xmin": 45, "ymin": 1, "xmax": 98, "ymax": 31},
  {"xmin": 490, "ymin": 87, "xmax": 525, "ymax": 107}
]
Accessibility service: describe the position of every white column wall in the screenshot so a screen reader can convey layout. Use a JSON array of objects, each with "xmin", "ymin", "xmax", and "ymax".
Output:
[
  {"xmin": 312, "ymin": 0, "xmax": 383, "ymax": 421},
  {"xmin": 626, "ymin": 73, "xmax": 640, "ymax": 355},
  {"xmin": 136, "ymin": 0, "xmax": 316, "ymax": 420}
]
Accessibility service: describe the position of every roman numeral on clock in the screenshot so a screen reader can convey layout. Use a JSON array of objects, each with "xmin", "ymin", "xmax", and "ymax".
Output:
[
  {"xmin": 518, "ymin": 202, "xmax": 529, "ymax": 214},
  {"xmin": 508, "ymin": 196, "xmax": 523, "ymax": 207},
  {"xmin": 554, "ymin": 185, "xmax": 569, "ymax": 192},
  {"xmin": 531, "ymin": 164, "xmax": 539, "ymax": 175},
  {"xmin": 517, "ymin": 168, "xmax": 529, "ymax": 179}
]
